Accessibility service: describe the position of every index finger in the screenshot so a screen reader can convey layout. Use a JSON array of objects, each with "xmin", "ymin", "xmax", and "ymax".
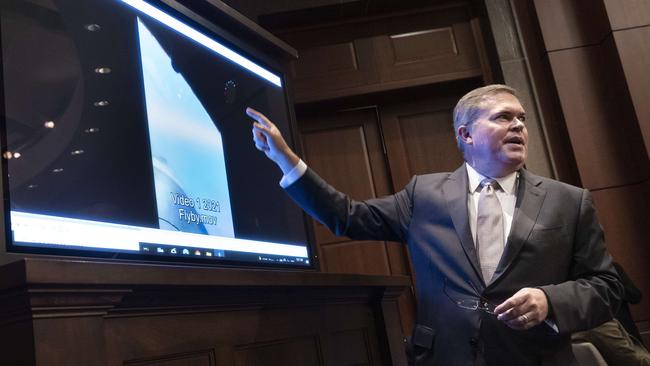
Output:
[
  {"xmin": 494, "ymin": 295, "xmax": 524, "ymax": 315},
  {"xmin": 246, "ymin": 107, "xmax": 272, "ymax": 127}
]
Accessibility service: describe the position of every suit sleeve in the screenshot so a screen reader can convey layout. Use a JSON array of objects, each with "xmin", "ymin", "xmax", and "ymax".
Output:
[
  {"xmin": 539, "ymin": 189, "xmax": 623, "ymax": 333},
  {"xmin": 284, "ymin": 168, "xmax": 414, "ymax": 242}
]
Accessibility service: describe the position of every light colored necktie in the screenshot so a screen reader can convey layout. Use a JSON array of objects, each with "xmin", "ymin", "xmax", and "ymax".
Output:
[{"xmin": 476, "ymin": 179, "xmax": 504, "ymax": 283}]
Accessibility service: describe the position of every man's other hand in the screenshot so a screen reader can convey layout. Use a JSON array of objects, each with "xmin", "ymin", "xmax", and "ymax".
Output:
[
  {"xmin": 494, "ymin": 288, "xmax": 549, "ymax": 330},
  {"xmin": 246, "ymin": 107, "xmax": 300, "ymax": 174}
]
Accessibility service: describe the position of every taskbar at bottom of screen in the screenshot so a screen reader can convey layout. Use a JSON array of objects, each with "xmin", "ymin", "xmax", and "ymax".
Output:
[{"xmin": 139, "ymin": 243, "xmax": 310, "ymax": 266}]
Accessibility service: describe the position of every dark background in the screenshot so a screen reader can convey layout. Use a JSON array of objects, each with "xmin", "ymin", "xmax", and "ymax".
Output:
[{"xmin": 0, "ymin": 0, "xmax": 308, "ymax": 246}]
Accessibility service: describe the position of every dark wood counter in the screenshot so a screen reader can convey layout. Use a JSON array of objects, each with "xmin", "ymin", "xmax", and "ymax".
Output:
[{"xmin": 0, "ymin": 258, "xmax": 409, "ymax": 366}]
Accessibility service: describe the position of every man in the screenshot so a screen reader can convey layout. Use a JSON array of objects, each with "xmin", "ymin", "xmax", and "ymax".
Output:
[{"xmin": 246, "ymin": 84, "xmax": 622, "ymax": 365}]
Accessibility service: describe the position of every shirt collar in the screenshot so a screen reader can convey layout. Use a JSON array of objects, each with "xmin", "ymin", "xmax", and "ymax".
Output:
[{"xmin": 465, "ymin": 163, "xmax": 519, "ymax": 194}]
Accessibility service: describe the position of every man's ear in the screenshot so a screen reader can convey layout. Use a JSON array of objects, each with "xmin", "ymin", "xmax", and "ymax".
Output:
[{"xmin": 457, "ymin": 125, "xmax": 472, "ymax": 145}]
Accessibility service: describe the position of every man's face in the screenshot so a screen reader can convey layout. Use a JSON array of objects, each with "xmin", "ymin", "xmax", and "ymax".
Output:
[{"xmin": 464, "ymin": 92, "xmax": 528, "ymax": 177}]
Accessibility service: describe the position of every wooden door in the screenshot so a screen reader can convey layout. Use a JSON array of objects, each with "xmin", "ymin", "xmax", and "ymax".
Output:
[
  {"xmin": 380, "ymin": 94, "xmax": 465, "ymax": 189},
  {"xmin": 299, "ymin": 107, "xmax": 395, "ymax": 274},
  {"xmin": 298, "ymin": 106, "xmax": 415, "ymax": 334}
]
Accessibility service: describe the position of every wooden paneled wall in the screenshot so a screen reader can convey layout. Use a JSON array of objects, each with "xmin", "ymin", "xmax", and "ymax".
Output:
[
  {"xmin": 0, "ymin": 259, "xmax": 410, "ymax": 366},
  {"xmin": 265, "ymin": 1, "xmax": 492, "ymax": 340},
  {"xmin": 533, "ymin": 0, "xmax": 650, "ymax": 330},
  {"xmin": 276, "ymin": 5, "xmax": 487, "ymax": 104}
]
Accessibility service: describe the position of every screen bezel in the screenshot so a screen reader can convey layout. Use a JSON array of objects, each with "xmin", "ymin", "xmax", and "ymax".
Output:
[{"xmin": 0, "ymin": 0, "xmax": 317, "ymax": 270}]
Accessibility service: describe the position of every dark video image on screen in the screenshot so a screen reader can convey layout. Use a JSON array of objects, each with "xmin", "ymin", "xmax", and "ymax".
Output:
[{"xmin": 0, "ymin": 0, "xmax": 311, "ymax": 267}]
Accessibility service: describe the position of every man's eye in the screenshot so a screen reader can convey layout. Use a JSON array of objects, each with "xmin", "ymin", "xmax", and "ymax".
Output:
[{"xmin": 518, "ymin": 115, "xmax": 526, "ymax": 122}]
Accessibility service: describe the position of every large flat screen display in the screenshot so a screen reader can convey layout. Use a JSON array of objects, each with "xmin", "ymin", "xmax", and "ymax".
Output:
[{"xmin": 0, "ymin": 0, "xmax": 312, "ymax": 267}]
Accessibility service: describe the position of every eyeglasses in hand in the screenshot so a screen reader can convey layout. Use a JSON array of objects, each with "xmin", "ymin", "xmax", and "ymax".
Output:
[{"xmin": 443, "ymin": 278, "xmax": 497, "ymax": 315}]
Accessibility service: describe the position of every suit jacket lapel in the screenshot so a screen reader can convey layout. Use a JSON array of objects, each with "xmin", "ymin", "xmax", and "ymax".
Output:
[
  {"xmin": 490, "ymin": 169, "xmax": 546, "ymax": 285},
  {"xmin": 443, "ymin": 166, "xmax": 483, "ymax": 282}
]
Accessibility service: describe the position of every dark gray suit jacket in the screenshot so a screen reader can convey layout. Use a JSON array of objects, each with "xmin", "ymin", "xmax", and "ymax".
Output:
[{"xmin": 286, "ymin": 165, "xmax": 623, "ymax": 366}]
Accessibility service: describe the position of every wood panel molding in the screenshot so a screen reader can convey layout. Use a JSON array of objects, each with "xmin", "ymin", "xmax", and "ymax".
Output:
[
  {"xmin": 29, "ymin": 288, "xmax": 131, "ymax": 319},
  {"xmin": 603, "ymin": 0, "xmax": 650, "ymax": 29},
  {"xmin": 591, "ymin": 179, "xmax": 650, "ymax": 322},
  {"xmin": 234, "ymin": 336, "xmax": 322, "ymax": 366},
  {"xmin": 289, "ymin": 38, "xmax": 379, "ymax": 96},
  {"xmin": 547, "ymin": 36, "xmax": 649, "ymax": 189},
  {"xmin": 291, "ymin": 41, "xmax": 359, "ymax": 78},
  {"xmin": 379, "ymin": 95, "xmax": 464, "ymax": 189},
  {"xmin": 388, "ymin": 27, "xmax": 458, "ymax": 64},
  {"xmin": 0, "ymin": 258, "xmax": 410, "ymax": 366},
  {"xmin": 124, "ymin": 350, "xmax": 217, "ymax": 366},
  {"xmin": 534, "ymin": 0, "xmax": 611, "ymax": 51},
  {"xmin": 375, "ymin": 22, "xmax": 480, "ymax": 85},
  {"xmin": 273, "ymin": 5, "xmax": 483, "ymax": 103},
  {"xmin": 321, "ymin": 241, "xmax": 391, "ymax": 276},
  {"xmin": 613, "ymin": 26, "xmax": 650, "ymax": 153}
]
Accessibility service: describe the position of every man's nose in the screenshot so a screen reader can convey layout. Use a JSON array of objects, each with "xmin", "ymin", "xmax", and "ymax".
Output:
[{"xmin": 510, "ymin": 117, "xmax": 525, "ymax": 131}]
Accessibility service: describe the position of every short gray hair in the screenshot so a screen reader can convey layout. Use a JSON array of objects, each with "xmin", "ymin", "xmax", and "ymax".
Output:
[{"xmin": 453, "ymin": 84, "xmax": 517, "ymax": 151}]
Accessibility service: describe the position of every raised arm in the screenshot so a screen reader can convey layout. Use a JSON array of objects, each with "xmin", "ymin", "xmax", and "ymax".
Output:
[{"xmin": 245, "ymin": 107, "xmax": 410, "ymax": 243}]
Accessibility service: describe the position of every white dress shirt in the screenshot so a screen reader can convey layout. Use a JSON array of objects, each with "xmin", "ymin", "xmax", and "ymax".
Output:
[
  {"xmin": 465, "ymin": 163, "xmax": 519, "ymax": 247},
  {"xmin": 279, "ymin": 159, "xmax": 308, "ymax": 188}
]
